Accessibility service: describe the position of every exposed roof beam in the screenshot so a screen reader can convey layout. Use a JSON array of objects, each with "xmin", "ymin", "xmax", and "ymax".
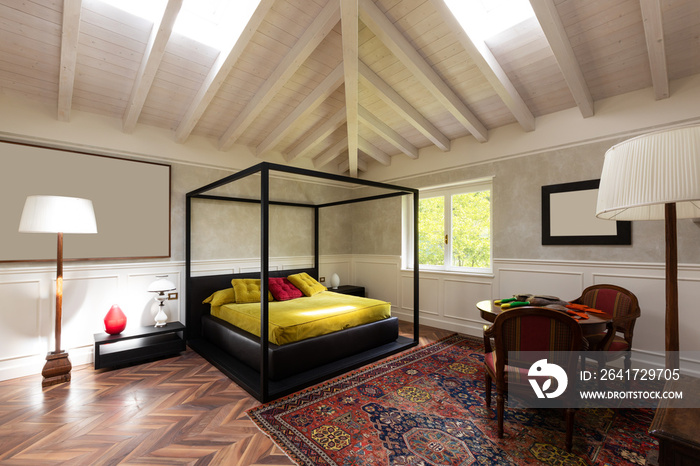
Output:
[
  {"xmin": 431, "ymin": 0, "xmax": 535, "ymax": 132},
  {"xmin": 339, "ymin": 156, "xmax": 368, "ymax": 173},
  {"xmin": 219, "ymin": 1, "xmax": 340, "ymax": 151},
  {"xmin": 341, "ymin": 0, "xmax": 359, "ymax": 177},
  {"xmin": 175, "ymin": 0, "xmax": 275, "ymax": 143},
  {"xmin": 57, "ymin": 0, "xmax": 82, "ymax": 122},
  {"xmin": 313, "ymin": 141, "xmax": 347, "ymax": 169},
  {"xmin": 123, "ymin": 0, "xmax": 182, "ymax": 133},
  {"xmin": 358, "ymin": 105, "xmax": 418, "ymax": 158},
  {"xmin": 285, "ymin": 106, "xmax": 346, "ymax": 162},
  {"xmin": 257, "ymin": 62, "xmax": 344, "ymax": 156},
  {"xmin": 359, "ymin": 61, "xmax": 450, "ymax": 151},
  {"xmin": 530, "ymin": 0, "xmax": 594, "ymax": 118},
  {"xmin": 358, "ymin": 136, "xmax": 390, "ymax": 166},
  {"xmin": 640, "ymin": 0, "xmax": 669, "ymax": 100},
  {"xmin": 359, "ymin": 0, "xmax": 488, "ymax": 142}
]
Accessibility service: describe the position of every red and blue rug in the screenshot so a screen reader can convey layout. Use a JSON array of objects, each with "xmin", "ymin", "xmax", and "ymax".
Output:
[{"xmin": 247, "ymin": 334, "xmax": 656, "ymax": 465}]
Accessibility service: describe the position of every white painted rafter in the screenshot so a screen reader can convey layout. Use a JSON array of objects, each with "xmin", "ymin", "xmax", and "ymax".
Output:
[
  {"xmin": 359, "ymin": 0, "xmax": 488, "ymax": 142},
  {"xmin": 285, "ymin": 106, "xmax": 346, "ymax": 162},
  {"xmin": 57, "ymin": 0, "xmax": 82, "ymax": 122},
  {"xmin": 530, "ymin": 0, "xmax": 594, "ymax": 118},
  {"xmin": 218, "ymin": 0, "xmax": 340, "ymax": 151},
  {"xmin": 341, "ymin": 0, "xmax": 360, "ymax": 176},
  {"xmin": 640, "ymin": 0, "xmax": 669, "ymax": 100},
  {"xmin": 313, "ymin": 141, "xmax": 348, "ymax": 169},
  {"xmin": 123, "ymin": 0, "xmax": 182, "ymax": 133},
  {"xmin": 175, "ymin": 0, "xmax": 275, "ymax": 143},
  {"xmin": 358, "ymin": 105, "xmax": 417, "ymax": 159}
]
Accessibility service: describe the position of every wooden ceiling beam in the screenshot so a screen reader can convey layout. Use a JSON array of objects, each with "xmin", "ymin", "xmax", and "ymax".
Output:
[
  {"xmin": 257, "ymin": 62, "xmax": 344, "ymax": 156},
  {"xmin": 359, "ymin": 61, "xmax": 450, "ymax": 151},
  {"xmin": 339, "ymin": 156, "xmax": 368, "ymax": 173},
  {"xmin": 285, "ymin": 106, "xmax": 346, "ymax": 162},
  {"xmin": 359, "ymin": 0, "xmax": 488, "ymax": 142},
  {"xmin": 175, "ymin": 0, "xmax": 274, "ymax": 143},
  {"xmin": 431, "ymin": 0, "xmax": 535, "ymax": 132},
  {"xmin": 313, "ymin": 141, "xmax": 348, "ymax": 169},
  {"xmin": 358, "ymin": 105, "xmax": 418, "ymax": 158},
  {"xmin": 123, "ymin": 0, "xmax": 182, "ymax": 133},
  {"xmin": 219, "ymin": 1, "xmax": 340, "ymax": 151},
  {"xmin": 358, "ymin": 136, "xmax": 390, "ymax": 166},
  {"xmin": 640, "ymin": 0, "xmax": 669, "ymax": 100},
  {"xmin": 530, "ymin": 0, "xmax": 594, "ymax": 118},
  {"xmin": 57, "ymin": 0, "xmax": 82, "ymax": 122},
  {"xmin": 341, "ymin": 0, "xmax": 359, "ymax": 176}
]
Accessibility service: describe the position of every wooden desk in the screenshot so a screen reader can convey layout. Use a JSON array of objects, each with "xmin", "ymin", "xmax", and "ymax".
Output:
[{"xmin": 476, "ymin": 300, "xmax": 611, "ymax": 337}]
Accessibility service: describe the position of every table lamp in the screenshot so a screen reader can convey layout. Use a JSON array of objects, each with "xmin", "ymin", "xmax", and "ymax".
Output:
[
  {"xmin": 148, "ymin": 276, "xmax": 176, "ymax": 327},
  {"xmin": 19, "ymin": 195, "xmax": 97, "ymax": 387},
  {"xmin": 596, "ymin": 124, "xmax": 700, "ymax": 370}
]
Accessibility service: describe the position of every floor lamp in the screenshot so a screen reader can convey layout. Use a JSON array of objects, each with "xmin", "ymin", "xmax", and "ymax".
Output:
[
  {"xmin": 596, "ymin": 124, "xmax": 700, "ymax": 370},
  {"xmin": 19, "ymin": 195, "xmax": 97, "ymax": 387}
]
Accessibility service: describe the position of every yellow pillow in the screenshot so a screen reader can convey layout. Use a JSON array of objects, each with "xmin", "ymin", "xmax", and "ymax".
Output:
[
  {"xmin": 231, "ymin": 279, "xmax": 274, "ymax": 303},
  {"xmin": 202, "ymin": 287, "xmax": 236, "ymax": 306},
  {"xmin": 287, "ymin": 272, "xmax": 326, "ymax": 297}
]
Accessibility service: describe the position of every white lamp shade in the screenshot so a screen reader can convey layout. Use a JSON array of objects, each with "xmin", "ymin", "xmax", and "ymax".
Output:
[
  {"xmin": 148, "ymin": 276, "xmax": 176, "ymax": 293},
  {"xmin": 19, "ymin": 195, "xmax": 97, "ymax": 234},
  {"xmin": 597, "ymin": 124, "xmax": 700, "ymax": 221}
]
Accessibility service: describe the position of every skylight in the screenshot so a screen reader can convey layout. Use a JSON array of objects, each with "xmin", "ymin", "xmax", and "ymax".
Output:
[
  {"xmin": 99, "ymin": 0, "xmax": 262, "ymax": 51},
  {"xmin": 444, "ymin": 0, "xmax": 535, "ymax": 42}
]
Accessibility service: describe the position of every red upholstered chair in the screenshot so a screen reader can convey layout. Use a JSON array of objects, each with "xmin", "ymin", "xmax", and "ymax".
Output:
[
  {"xmin": 572, "ymin": 285, "xmax": 641, "ymax": 372},
  {"xmin": 483, "ymin": 307, "xmax": 583, "ymax": 452}
]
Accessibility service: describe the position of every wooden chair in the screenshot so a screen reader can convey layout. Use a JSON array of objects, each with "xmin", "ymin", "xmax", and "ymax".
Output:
[
  {"xmin": 483, "ymin": 307, "xmax": 583, "ymax": 452},
  {"xmin": 571, "ymin": 284, "xmax": 641, "ymax": 372}
]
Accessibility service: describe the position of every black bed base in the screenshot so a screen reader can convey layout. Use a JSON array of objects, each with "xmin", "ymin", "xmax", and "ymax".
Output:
[{"xmin": 189, "ymin": 334, "xmax": 416, "ymax": 402}]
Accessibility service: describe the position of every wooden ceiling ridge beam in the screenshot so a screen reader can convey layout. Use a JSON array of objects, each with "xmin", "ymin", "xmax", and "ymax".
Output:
[
  {"xmin": 529, "ymin": 0, "xmax": 594, "ymax": 118},
  {"xmin": 640, "ymin": 0, "xmax": 669, "ymax": 100},
  {"xmin": 123, "ymin": 0, "xmax": 183, "ymax": 133},
  {"xmin": 284, "ymin": 105, "xmax": 347, "ymax": 162},
  {"xmin": 341, "ymin": 0, "xmax": 360, "ymax": 176},
  {"xmin": 431, "ymin": 0, "xmax": 535, "ymax": 132},
  {"xmin": 358, "ymin": 136, "xmax": 390, "ymax": 166},
  {"xmin": 175, "ymin": 0, "xmax": 275, "ymax": 143},
  {"xmin": 359, "ymin": 60, "xmax": 450, "ymax": 151},
  {"xmin": 358, "ymin": 0, "xmax": 488, "ymax": 142},
  {"xmin": 218, "ymin": 0, "xmax": 341, "ymax": 151},
  {"xmin": 256, "ymin": 62, "xmax": 345, "ymax": 156},
  {"xmin": 57, "ymin": 0, "xmax": 83, "ymax": 122},
  {"xmin": 339, "ymin": 155, "xmax": 368, "ymax": 173},
  {"xmin": 313, "ymin": 140, "xmax": 348, "ymax": 169},
  {"xmin": 358, "ymin": 105, "xmax": 418, "ymax": 159}
]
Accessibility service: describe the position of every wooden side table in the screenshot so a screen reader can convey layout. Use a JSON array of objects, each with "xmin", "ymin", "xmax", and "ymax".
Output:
[
  {"xmin": 330, "ymin": 285, "xmax": 365, "ymax": 297},
  {"xmin": 648, "ymin": 377, "xmax": 700, "ymax": 465},
  {"xmin": 94, "ymin": 322, "xmax": 186, "ymax": 369}
]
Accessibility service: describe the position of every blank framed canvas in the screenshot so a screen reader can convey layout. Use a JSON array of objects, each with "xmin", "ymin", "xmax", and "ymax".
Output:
[{"xmin": 1, "ymin": 141, "xmax": 170, "ymax": 262}]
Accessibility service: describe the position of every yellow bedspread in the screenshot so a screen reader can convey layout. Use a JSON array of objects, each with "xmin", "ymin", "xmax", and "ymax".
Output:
[{"xmin": 211, "ymin": 291, "xmax": 391, "ymax": 345}]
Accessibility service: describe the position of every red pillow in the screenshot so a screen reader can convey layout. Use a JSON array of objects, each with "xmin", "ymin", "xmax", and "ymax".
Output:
[{"xmin": 268, "ymin": 277, "xmax": 303, "ymax": 301}]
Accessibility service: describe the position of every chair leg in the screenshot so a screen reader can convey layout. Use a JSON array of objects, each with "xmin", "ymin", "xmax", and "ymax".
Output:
[
  {"xmin": 485, "ymin": 374, "xmax": 492, "ymax": 407},
  {"xmin": 565, "ymin": 408, "xmax": 575, "ymax": 452},
  {"xmin": 497, "ymin": 391, "xmax": 504, "ymax": 438}
]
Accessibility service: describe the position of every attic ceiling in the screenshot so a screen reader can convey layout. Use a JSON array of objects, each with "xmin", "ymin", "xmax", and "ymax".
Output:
[{"xmin": 1, "ymin": 0, "xmax": 699, "ymax": 177}]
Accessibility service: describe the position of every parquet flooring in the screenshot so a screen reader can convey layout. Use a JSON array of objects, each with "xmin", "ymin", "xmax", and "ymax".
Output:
[{"xmin": 0, "ymin": 322, "xmax": 455, "ymax": 465}]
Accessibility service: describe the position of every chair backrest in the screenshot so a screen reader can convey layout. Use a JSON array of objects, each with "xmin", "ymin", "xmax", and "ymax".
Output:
[
  {"xmin": 575, "ymin": 284, "xmax": 641, "ymax": 341},
  {"xmin": 491, "ymin": 307, "xmax": 583, "ymax": 379}
]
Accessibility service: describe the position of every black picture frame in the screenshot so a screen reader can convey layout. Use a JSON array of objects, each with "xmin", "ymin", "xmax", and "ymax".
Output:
[{"xmin": 542, "ymin": 179, "xmax": 631, "ymax": 245}]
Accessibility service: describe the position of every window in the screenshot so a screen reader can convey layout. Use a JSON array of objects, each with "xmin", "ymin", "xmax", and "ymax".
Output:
[{"xmin": 405, "ymin": 179, "xmax": 492, "ymax": 273}]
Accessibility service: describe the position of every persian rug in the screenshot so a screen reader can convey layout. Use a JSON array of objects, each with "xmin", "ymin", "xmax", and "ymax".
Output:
[{"xmin": 247, "ymin": 334, "xmax": 656, "ymax": 465}]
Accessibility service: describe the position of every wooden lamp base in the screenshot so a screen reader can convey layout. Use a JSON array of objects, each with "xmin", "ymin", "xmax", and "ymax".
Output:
[{"xmin": 42, "ymin": 351, "xmax": 72, "ymax": 387}]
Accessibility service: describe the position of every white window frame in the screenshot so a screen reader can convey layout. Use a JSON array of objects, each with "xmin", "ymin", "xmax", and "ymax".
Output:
[{"xmin": 403, "ymin": 177, "xmax": 493, "ymax": 274}]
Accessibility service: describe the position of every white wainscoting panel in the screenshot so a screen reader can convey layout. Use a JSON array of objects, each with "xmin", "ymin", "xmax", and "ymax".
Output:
[
  {"xmin": 498, "ymin": 268, "xmax": 583, "ymax": 301},
  {"xmin": 353, "ymin": 256, "xmax": 399, "ymax": 304},
  {"xmin": 0, "ymin": 279, "xmax": 42, "ymax": 361},
  {"xmin": 443, "ymin": 278, "xmax": 492, "ymax": 323}
]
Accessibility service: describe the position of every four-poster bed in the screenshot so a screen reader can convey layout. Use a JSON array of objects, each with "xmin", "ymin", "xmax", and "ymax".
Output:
[{"xmin": 186, "ymin": 162, "xmax": 419, "ymax": 402}]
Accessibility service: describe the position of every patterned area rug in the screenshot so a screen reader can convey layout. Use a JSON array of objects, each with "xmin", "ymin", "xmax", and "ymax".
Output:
[{"xmin": 247, "ymin": 334, "xmax": 656, "ymax": 465}]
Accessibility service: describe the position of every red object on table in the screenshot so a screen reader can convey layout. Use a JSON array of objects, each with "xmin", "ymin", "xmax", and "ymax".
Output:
[{"xmin": 104, "ymin": 304, "xmax": 127, "ymax": 334}]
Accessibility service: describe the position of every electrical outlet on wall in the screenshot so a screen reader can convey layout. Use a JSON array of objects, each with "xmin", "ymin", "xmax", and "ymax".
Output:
[{"xmin": 319, "ymin": 276, "xmax": 325, "ymax": 282}]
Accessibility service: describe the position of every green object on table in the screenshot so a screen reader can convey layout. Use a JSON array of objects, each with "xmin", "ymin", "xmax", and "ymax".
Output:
[
  {"xmin": 501, "ymin": 301, "xmax": 530, "ymax": 309},
  {"xmin": 495, "ymin": 297, "xmax": 517, "ymax": 304}
]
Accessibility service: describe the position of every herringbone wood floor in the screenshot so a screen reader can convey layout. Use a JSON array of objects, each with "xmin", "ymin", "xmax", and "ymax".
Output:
[{"xmin": 0, "ymin": 322, "xmax": 454, "ymax": 465}]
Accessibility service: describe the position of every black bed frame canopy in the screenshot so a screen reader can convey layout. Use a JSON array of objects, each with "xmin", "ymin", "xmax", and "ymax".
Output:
[{"xmin": 185, "ymin": 162, "xmax": 420, "ymax": 401}]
